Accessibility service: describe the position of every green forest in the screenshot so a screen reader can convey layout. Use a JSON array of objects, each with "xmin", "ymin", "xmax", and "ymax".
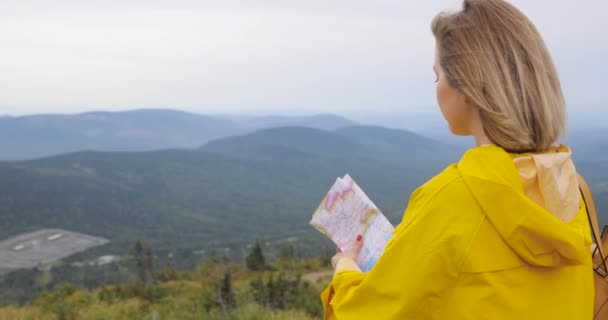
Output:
[{"xmin": 0, "ymin": 127, "xmax": 460, "ymax": 270}]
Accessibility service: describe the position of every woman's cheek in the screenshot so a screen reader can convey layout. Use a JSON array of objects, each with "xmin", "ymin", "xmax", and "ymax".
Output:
[
  {"xmin": 436, "ymin": 79, "xmax": 470, "ymax": 135},
  {"xmin": 436, "ymin": 81, "xmax": 451, "ymax": 123}
]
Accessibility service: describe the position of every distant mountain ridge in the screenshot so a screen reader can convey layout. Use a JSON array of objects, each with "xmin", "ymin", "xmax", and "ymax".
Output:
[
  {"xmin": 0, "ymin": 109, "xmax": 356, "ymax": 161},
  {"xmin": 0, "ymin": 125, "xmax": 460, "ymax": 258},
  {"xmin": 378, "ymin": 113, "xmax": 608, "ymax": 162},
  {"xmin": 204, "ymin": 125, "xmax": 459, "ymax": 167}
]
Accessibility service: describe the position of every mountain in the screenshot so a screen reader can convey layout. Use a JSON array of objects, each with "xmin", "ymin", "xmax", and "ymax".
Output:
[
  {"xmin": 361, "ymin": 111, "xmax": 608, "ymax": 162},
  {"xmin": 205, "ymin": 125, "xmax": 461, "ymax": 167},
  {"xmin": 0, "ymin": 126, "xmax": 457, "ymax": 263},
  {"xmin": 565, "ymin": 130, "xmax": 608, "ymax": 162},
  {"xmin": 0, "ymin": 109, "xmax": 356, "ymax": 160},
  {"xmin": 334, "ymin": 126, "xmax": 460, "ymax": 166},
  {"xmin": 219, "ymin": 113, "xmax": 356, "ymax": 131},
  {"xmin": 203, "ymin": 127, "xmax": 361, "ymax": 161},
  {"xmin": 1, "ymin": 123, "xmax": 606, "ymax": 271},
  {"xmin": 350, "ymin": 112, "xmax": 475, "ymax": 151}
]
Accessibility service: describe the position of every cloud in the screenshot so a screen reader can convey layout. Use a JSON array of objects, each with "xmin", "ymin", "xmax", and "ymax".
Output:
[{"xmin": 0, "ymin": 0, "xmax": 605, "ymax": 116}]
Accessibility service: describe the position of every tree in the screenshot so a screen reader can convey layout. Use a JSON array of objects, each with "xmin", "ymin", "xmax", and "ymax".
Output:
[
  {"xmin": 249, "ymin": 275, "xmax": 267, "ymax": 306},
  {"xmin": 246, "ymin": 240, "xmax": 266, "ymax": 271},
  {"xmin": 130, "ymin": 240, "xmax": 155, "ymax": 287},
  {"xmin": 272, "ymin": 273, "xmax": 289, "ymax": 310},
  {"xmin": 219, "ymin": 272, "xmax": 237, "ymax": 311},
  {"xmin": 198, "ymin": 255, "xmax": 236, "ymax": 314},
  {"xmin": 266, "ymin": 274, "xmax": 276, "ymax": 308}
]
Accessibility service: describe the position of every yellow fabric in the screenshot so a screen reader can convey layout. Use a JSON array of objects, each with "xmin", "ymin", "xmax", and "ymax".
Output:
[
  {"xmin": 512, "ymin": 145, "xmax": 580, "ymax": 223},
  {"xmin": 321, "ymin": 145, "xmax": 594, "ymax": 320}
]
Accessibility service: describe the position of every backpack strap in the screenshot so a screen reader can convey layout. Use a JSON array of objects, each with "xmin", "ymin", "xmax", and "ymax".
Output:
[{"xmin": 578, "ymin": 174, "xmax": 608, "ymax": 276}]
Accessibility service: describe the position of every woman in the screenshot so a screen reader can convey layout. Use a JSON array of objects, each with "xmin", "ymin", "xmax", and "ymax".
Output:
[{"xmin": 321, "ymin": 0, "xmax": 594, "ymax": 319}]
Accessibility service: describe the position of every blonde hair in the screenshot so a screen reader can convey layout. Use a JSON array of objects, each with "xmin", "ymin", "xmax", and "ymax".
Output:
[{"xmin": 432, "ymin": 0, "xmax": 566, "ymax": 152}]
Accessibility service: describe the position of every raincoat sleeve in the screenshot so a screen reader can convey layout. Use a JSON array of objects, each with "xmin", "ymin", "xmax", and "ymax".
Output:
[{"xmin": 321, "ymin": 176, "xmax": 480, "ymax": 319}]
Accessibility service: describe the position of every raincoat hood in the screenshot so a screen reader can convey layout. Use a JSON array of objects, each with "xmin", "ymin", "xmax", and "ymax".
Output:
[{"xmin": 457, "ymin": 145, "xmax": 589, "ymax": 267}]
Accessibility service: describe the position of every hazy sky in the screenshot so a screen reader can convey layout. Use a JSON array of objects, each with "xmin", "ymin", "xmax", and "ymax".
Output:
[{"xmin": 0, "ymin": 0, "xmax": 606, "ymax": 117}]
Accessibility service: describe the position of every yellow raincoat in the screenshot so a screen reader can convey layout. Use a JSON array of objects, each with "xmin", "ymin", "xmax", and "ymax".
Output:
[{"xmin": 322, "ymin": 145, "xmax": 594, "ymax": 319}]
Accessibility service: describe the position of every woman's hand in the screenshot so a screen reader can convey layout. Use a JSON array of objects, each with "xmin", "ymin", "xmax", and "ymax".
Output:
[{"xmin": 331, "ymin": 234, "xmax": 363, "ymax": 269}]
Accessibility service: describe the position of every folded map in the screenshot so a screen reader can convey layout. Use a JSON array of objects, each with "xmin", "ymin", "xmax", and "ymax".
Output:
[{"xmin": 310, "ymin": 174, "xmax": 394, "ymax": 272}]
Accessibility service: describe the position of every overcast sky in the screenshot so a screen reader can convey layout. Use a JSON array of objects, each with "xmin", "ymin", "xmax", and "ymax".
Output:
[{"xmin": 0, "ymin": 0, "xmax": 605, "ymax": 117}]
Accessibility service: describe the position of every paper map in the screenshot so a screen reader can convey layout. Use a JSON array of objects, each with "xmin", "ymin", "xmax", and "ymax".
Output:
[{"xmin": 310, "ymin": 174, "xmax": 394, "ymax": 272}]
